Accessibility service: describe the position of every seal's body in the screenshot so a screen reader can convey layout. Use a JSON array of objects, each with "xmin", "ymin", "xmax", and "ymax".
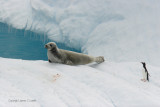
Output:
[
  {"xmin": 45, "ymin": 42, "xmax": 104, "ymax": 65},
  {"xmin": 141, "ymin": 62, "xmax": 150, "ymax": 82}
]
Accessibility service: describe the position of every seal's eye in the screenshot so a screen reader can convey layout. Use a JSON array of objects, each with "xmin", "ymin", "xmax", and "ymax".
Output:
[{"xmin": 50, "ymin": 44, "xmax": 52, "ymax": 47}]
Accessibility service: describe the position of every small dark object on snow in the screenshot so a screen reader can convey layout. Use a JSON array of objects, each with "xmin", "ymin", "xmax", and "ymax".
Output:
[{"xmin": 141, "ymin": 62, "xmax": 150, "ymax": 82}]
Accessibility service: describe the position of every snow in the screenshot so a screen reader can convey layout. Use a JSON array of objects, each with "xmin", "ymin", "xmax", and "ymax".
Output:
[
  {"xmin": 0, "ymin": 0, "xmax": 160, "ymax": 65},
  {"xmin": 0, "ymin": 57, "xmax": 160, "ymax": 107},
  {"xmin": 0, "ymin": 0, "xmax": 160, "ymax": 106}
]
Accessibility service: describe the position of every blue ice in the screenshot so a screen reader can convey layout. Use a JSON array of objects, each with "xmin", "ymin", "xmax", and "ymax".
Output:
[{"xmin": 0, "ymin": 22, "xmax": 81, "ymax": 60}]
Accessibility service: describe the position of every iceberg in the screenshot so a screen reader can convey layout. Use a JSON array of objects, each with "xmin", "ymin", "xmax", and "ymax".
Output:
[
  {"xmin": 0, "ymin": 0, "xmax": 160, "ymax": 106},
  {"xmin": 0, "ymin": 0, "xmax": 160, "ymax": 65}
]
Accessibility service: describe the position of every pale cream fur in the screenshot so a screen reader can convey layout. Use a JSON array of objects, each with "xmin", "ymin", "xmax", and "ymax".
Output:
[{"xmin": 45, "ymin": 42, "xmax": 105, "ymax": 65}]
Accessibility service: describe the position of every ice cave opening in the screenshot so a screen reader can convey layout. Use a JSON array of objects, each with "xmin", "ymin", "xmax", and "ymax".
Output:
[{"xmin": 0, "ymin": 22, "xmax": 81, "ymax": 60}]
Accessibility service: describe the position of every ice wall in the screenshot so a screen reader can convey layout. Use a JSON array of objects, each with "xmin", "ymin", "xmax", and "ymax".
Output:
[
  {"xmin": 0, "ymin": 0, "xmax": 160, "ymax": 65},
  {"xmin": 0, "ymin": 22, "xmax": 81, "ymax": 60}
]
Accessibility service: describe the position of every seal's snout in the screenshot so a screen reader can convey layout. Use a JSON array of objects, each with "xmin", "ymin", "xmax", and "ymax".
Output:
[{"xmin": 45, "ymin": 44, "xmax": 48, "ymax": 48}]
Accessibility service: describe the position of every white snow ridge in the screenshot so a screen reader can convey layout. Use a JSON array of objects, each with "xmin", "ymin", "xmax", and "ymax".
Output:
[{"xmin": 0, "ymin": 0, "xmax": 160, "ymax": 107}]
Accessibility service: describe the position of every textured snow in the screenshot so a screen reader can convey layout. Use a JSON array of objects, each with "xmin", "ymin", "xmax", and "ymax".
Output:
[
  {"xmin": 0, "ymin": 0, "xmax": 160, "ymax": 65},
  {"xmin": 0, "ymin": 58, "xmax": 160, "ymax": 107}
]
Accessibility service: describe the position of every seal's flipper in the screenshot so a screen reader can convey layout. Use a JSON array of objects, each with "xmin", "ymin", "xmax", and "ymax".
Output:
[{"xmin": 95, "ymin": 56, "xmax": 105, "ymax": 64}]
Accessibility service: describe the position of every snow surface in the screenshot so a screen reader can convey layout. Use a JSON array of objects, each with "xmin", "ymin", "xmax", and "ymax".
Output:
[
  {"xmin": 0, "ymin": 0, "xmax": 160, "ymax": 65},
  {"xmin": 0, "ymin": 0, "xmax": 160, "ymax": 106},
  {"xmin": 0, "ymin": 57, "xmax": 160, "ymax": 107}
]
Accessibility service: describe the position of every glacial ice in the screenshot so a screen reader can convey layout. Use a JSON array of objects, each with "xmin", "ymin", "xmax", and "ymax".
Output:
[{"xmin": 0, "ymin": 0, "xmax": 160, "ymax": 65}]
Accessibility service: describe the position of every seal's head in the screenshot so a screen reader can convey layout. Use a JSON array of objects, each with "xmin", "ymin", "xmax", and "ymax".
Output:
[{"xmin": 45, "ymin": 42, "xmax": 57, "ymax": 51}]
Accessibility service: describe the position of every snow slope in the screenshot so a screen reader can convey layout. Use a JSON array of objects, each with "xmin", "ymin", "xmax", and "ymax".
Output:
[
  {"xmin": 0, "ymin": 0, "xmax": 160, "ymax": 65},
  {"xmin": 0, "ymin": 57, "xmax": 160, "ymax": 107}
]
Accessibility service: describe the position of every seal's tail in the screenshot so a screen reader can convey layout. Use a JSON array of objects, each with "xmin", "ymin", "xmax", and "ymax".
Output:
[{"xmin": 95, "ymin": 56, "xmax": 105, "ymax": 64}]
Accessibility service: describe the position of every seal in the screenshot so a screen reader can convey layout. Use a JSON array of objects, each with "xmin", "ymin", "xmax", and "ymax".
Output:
[{"xmin": 45, "ymin": 42, "xmax": 105, "ymax": 65}]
